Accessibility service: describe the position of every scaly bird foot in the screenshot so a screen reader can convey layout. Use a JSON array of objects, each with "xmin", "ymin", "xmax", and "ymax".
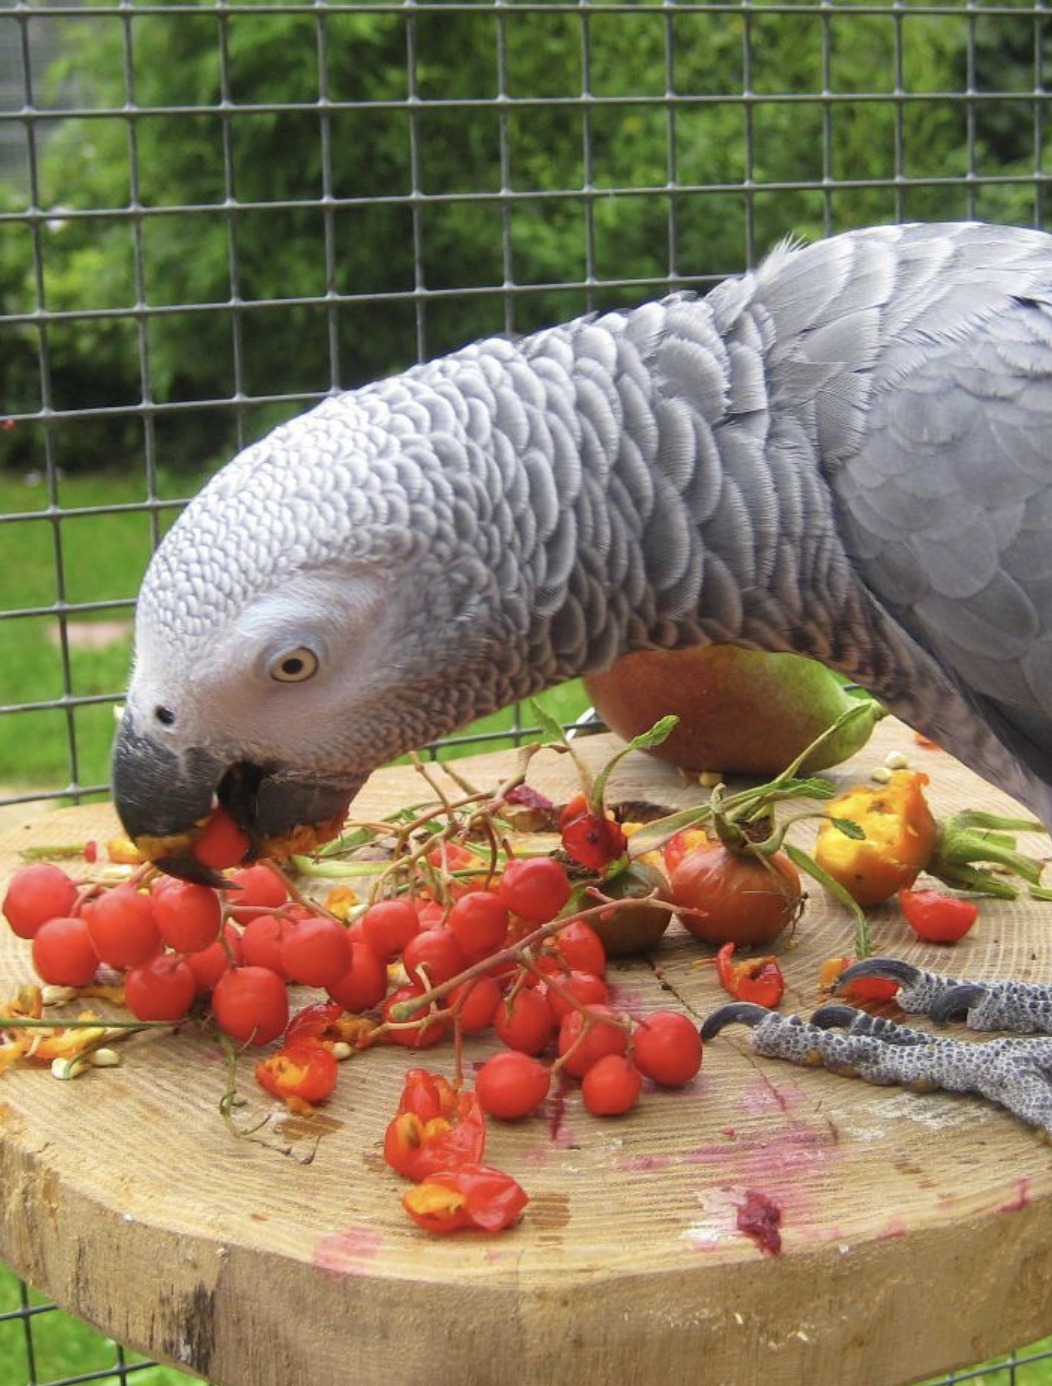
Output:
[
  {"xmin": 701, "ymin": 1003, "xmax": 1052, "ymax": 1136},
  {"xmin": 836, "ymin": 958, "xmax": 1052, "ymax": 1034}
]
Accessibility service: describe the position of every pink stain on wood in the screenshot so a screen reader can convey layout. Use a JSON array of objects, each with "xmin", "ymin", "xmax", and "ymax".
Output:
[
  {"xmin": 619, "ymin": 1154, "xmax": 673, "ymax": 1173},
  {"xmin": 1000, "ymin": 1178, "xmax": 1031, "ymax": 1213},
  {"xmin": 313, "ymin": 1225, "xmax": 383, "ymax": 1276},
  {"xmin": 740, "ymin": 1077, "xmax": 806, "ymax": 1115},
  {"xmin": 876, "ymin": 1216, "xmax": 908, "ymax": 1240}
]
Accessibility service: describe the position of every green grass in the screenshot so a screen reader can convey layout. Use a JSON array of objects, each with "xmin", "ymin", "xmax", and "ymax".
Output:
[
  {"xmin": 0, "ymin": 469, "xmax": 203, "ymax": 794},
  {"xmin": 0, "ymin": 470, "xmax": 591, "ymax": 799},
  {"xmin": 0, "ymin": 1264, "xmax": 199, "ymax": 1385}
]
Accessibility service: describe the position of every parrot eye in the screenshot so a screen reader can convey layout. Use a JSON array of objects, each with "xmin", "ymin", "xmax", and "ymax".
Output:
[{"xmin": 269, "ymin": 647, "xmax": 319, "ymax": 683}]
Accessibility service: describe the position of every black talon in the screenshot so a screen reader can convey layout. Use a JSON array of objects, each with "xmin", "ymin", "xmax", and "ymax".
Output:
[
  {"xmin": 929, "ymin": 982, "xmax": 989, "ymax": 1025},
  {"xmin": 700, "ymin": 1002, "xmax": 771, "ymax": 1040},
  {"xmin": 836, "ymin": 957, "xmax": 922, "ymax": 992},
  {"xmin": 811, "ymin": 1003, "xmax": 864, "ymax": 1030}
]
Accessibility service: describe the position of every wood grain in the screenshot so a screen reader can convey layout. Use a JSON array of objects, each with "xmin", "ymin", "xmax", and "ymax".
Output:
[{"xmin": 2, "ymin": 719, "xmax": 1052, "ymax": 1386}]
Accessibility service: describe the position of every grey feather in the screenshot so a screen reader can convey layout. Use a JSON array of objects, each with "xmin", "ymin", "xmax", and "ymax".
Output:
[{"xmin": 128, "ymin": 220, "xmax": 1052, "ymax": 832}]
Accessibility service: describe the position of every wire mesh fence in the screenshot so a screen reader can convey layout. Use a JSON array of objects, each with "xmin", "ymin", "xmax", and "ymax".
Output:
[{"xmin": 1, "ymin": 0, "xmax": 1051, "ymax": 1382}]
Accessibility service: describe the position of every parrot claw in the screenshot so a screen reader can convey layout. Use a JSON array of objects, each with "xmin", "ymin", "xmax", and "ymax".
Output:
[
  {"xmin": 699, "ymin": 1002, "xmax": 772, "ymax": 1039},
  {"xmin": 703, "ymin": 1003, "xmax": 1052, "ymax": 1136},
  {"xmin": 836, "ymin": 957, "xmax": 923, "ymax": 991},
  {"xmin": 835, "ymin": 957, "xmax": 1052, "ymax": 1035},
  {"xmin": 928, "ymin": 982, "xmax": 990, "ymax": 1025}
]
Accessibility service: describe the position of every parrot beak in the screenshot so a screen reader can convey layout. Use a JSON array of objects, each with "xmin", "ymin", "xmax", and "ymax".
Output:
[{"xmin": 111, "ymin": 712, "xmax": 360, "ymax": 884}]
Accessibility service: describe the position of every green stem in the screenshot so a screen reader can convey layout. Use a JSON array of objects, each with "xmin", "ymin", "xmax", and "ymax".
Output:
[{"xmin": 783, "ymin": 842, "xmax": 872, "ymax": 958}]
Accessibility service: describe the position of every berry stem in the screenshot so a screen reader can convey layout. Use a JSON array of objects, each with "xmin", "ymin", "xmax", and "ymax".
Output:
[{"xmin": 389, "ymin": 892, "xmax": 675, "ymax": 1022}]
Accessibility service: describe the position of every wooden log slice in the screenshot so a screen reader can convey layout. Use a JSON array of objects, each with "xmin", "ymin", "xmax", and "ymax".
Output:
[{"xmin": 1, "ymin": 718, "xmax": 1052, "ymax": 1386}]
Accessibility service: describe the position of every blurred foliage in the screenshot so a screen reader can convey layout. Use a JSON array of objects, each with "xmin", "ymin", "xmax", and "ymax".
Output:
[{"xmin": 0, "ymin": 0, "xmax": 1048, "ymax": 473}]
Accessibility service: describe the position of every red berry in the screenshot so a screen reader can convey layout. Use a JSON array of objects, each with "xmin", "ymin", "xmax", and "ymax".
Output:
[
  {"xmin": 402, "ymin": 927, "xmax": 467, "ymax": 987},
  {"xmin": 553, "ymin": 920, "xmax": 606, "ymax": 977},
  {"xmin": 212, "ymin": 966, "xmax": 289, "ymax": 1046},
  {"xmin": 125, "ymin": 953, "xmax": 197, "ymax": 1022},
  {"xmin": 228, "ymin": 863, "xmax": 288, "ymax": 924},
  {"xmin": 448, "ymin": 975, "xmax": 502, "ymax": 1033},
  {"xmin": 362, "ymin": 899, "xmax": 420, "ymax": 960},
  {"xmin": 447, "ymin": 890, "xmax": 509, "ymax": 959},
  {"xmin": 476, "ymin": 1050, "xmax": 552, "ymax": 1119},
  {"xmin": 240, "ymin": 915, "xmax": 288, "ymax": 977},
  {"xmin": 192, "ymin": 805, "xmax": 250, "ymax": 870},
  {"xmin": 82, "ymin": 886, "xmax": 161, "ymax": 969},
  {"xmin": 414, "ymin": 900, "xmax": 445, "ymax": 930},
  {"xmin": 561, "ymin": 812, "xmax": 628, "ymax": 871},
  {"xmin": 499, "ymin": 857, "xmax": 571, "ymax": 923},
  {"xmin": 494, "ymin": 986, "xmax": 555, "ymax": 1055},
  {"xmin": 326, "ymin": 939, "xmax": 388, "ymax": 1013},
  {"xmin": 543, "ymin": 969, "xmax": 609, "ymax": 1021},
  {"xmin": 582, "ymin": 1054, "xmax": 642, "ymax": 1116},
  {"xmin": 3, "ymin": 863, "xmax": 78, "ymax": 940},
  {"xmin": 381, "ymin": 984, "xmax": 446, "ymax": 1048},
  {"xmin": 31, "ymin": 917, "xmax": 99, "ymax": 987},
  {"xmin": 557, "ymin": 1005, "xmax": 629, "ymax": 1077},
  {"xmin": 631, "ymin": 1010, "xmax": 703, "ymax": 1087},
  {"xmin": 186, "ymin": 925, "xmax": 244, "ymax": 996},
  {"xmin": 279, "ymin": 915, "xmax": 352, "ymax": 988},
  {"xmin": 153, "ymin": 880, "xmax": 222, "ymax": 954}
]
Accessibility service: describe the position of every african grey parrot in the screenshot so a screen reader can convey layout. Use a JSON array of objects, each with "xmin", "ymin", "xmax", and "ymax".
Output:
[{"xmin": 113, "ymin": 220, "xmax": 1052, "ymax": 877}]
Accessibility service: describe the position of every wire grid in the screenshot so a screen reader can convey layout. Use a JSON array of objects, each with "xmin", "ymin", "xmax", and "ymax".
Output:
[{"xmin": 0, "ymin": 1, "xmax": 1050, "ymax": 1384}]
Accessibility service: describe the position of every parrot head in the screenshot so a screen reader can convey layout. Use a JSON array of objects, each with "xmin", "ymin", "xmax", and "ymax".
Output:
[{"xmin": 112, "ymin": 391, "xmax": 530, "ymax": 883}]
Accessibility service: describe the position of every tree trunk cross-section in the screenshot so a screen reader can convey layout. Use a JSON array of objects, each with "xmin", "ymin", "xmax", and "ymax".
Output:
[{"xmin": 1, "ymin": 719, "xmax": 1051, "ymax": 1386}]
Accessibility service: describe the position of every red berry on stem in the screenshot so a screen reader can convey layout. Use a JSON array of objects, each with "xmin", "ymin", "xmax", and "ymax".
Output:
[
  {"xmin": 240, "ymin": 915, "xmax": 288, "ymax": 977},
  {"xmin": 228, "ymin": 863, "xmax": 288, "ymax": 924},
  {"xmin": 582, "ymin": 1054, "xmax": 642, "ymax": 1116},
  {"xmin": 402, "ymin": 927, "xmax": 468, "ymax": 987},
  {"xmin": 362, "ymin": 899, "xmax": 420, "ymax": 960},
  {"xmin": 192, "ymin": 805, "xmax": 250, "ymax": 870},
  {"xmin": 499, "ymin": 857, "xmax": 571, "ymax": 923},
  {"xmin": 631, "ymin": 1010, "xmax": 703, "ymax": 1087},
  {"xmin": 212, "ymin": 966, "xmax": 289, "ymax": 1046},
  {"xmin": 448, "ymin": 975, "xmax": 502, "ymax": 1033},
  {"xmin": 557, "ymin": 1004, "xmax": 629, "ymax": 1078},
  {"xmin": 125, "ymin": 954, "xmax": 197, "ymax": 1022},
  {"xmin": 279, "ymin": 915, "xmax": 352, "ymax": 988},
  {"xmin": 382, "ymin": 984, "xmax": 446, "ymax": 1048},
  {"xmin": 543, "ymin": 969, "xmax": 608, "ymax": 1021},
  {"xmin": 553, "ymin": 920, "xmax": 606, "ymax": 977},
  {"xmin": 448, "ymin": 890, "xmax": 509, "ymax": 958},
  {"xmin": 186, "ymin": 925, "xmax": 243, "ymax": 996},
  {"xmin": 476, "ymin": 1050, "xmax": 552, "ymax": 1119},
  {"xmin": 83, "ymin": 886, "xmax": 161, "ymax": 969},
  {"xmin": 154, "ymin": 880, "xmax": 222, "ymax": 954},
  {"xmin": 3, "ymin": 863, "xmax": 78, "ymax": 940},
  {"xmin": 494, "ymin": 986, "xmax": 555, "ymax": 1055},
  {"xmin": 326, "ymin": 939, "xmax": 388, "ymax": 1013},
  {"xmin": 31, "ymin": 917, "xmax": 99, "ymax": 987}
]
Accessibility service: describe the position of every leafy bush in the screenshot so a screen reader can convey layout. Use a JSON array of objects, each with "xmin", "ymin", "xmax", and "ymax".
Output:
[{"xmin": 0, "ymin": 0, "xmax": 1038, "ymax": 474}]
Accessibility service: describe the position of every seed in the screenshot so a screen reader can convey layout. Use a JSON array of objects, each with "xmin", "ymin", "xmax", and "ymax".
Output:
[
  {"xmin": 89, "ymin": 1048, "xmax": 121, "ymax": 1067},
  {"xmin": 698, "ymin": 771, "xmax": 722, "ymax": 788},
  {"xmin": 870, "ymin": 766, "xmax": 893, "ymax": 783},
  {"xmin": 50, "ymin": 1057, "xmax": 85, "ymax": 1080},
  {"xmin": 884, "ymin": 750, "xmax": 910, "ymax": 769},
  {"xmin": 41, "ymin": 985, "xmax": 76, "ymax": 1006},
  {"xmin": 332, "ymin": 1042, "xmax": 353, "ymax": 1061}
]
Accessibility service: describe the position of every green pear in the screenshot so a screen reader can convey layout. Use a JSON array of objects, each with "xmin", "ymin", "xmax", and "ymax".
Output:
[{"xmin": 584, "ymin": 645, "xmax": 883, "ymax": 776}]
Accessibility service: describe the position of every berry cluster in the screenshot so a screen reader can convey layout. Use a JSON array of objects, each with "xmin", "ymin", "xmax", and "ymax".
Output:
[{"xmin": 1, "ymin": 776, "xmax": 704, "ymax": 1234}]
